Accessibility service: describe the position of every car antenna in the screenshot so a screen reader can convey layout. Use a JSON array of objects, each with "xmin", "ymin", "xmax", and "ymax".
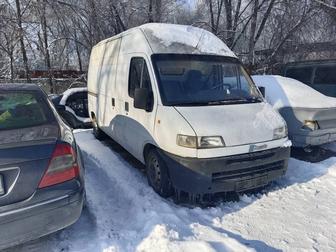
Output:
[{"xmin": 188, "ymin": 24, "xmax": 205, "ymax": 51}]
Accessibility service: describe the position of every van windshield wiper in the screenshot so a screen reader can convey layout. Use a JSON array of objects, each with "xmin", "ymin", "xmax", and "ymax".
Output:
[
  {"xmin": 208, "ymin": 98, "xmax": 250, "ymax": 105},
  {"xmin": 244, "ymin": 97, "xmax": 263, "ymax": 103},
  {"xmin": 171, "ymin": 101, "xmax": 213, "ymax": 106},
  {"xmin": 215, "ymin": 97, "xmax": 263, "ymax": 104},
  {"xmin": 170, "ymin": 97, "xmax": 263, "ymax": 106}
]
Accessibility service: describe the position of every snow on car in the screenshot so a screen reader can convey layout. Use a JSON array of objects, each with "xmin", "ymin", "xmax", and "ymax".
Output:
[
  {"xmin": 8, "ymin": 130, "xmax": 336, "ymax": 252},
  {"xmin": 51, "ymin": 87, "xmax": 91, "ymax": 129},
  {"xmin": 253, "ymin": 75, "xmax": 336, "ymax": 148}
]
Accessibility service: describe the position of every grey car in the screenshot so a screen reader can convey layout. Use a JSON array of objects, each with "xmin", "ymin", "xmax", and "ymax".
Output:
[
  {"xmin": 283, "ymin": 60, "xmax": 336, "ymax": 97},
  {"xmin": 253, "ymin": 75, "xmax": 336, "ymax": 149},
  {"xmin": 0, "ymin": 84, "xmax": 85, "ymax": 249}
]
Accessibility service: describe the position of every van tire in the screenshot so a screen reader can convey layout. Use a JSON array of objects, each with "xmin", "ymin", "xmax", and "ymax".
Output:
[
  {"xmin": 92, "ymin": 119, "xmax": 105, "ymax": 140},
  {"xmin": 145, "ymin": 149, "xmax": 173, "ymax": 198}
]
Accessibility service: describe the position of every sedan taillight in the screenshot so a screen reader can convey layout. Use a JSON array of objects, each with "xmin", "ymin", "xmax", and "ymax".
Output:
[{"xmin": 38, "ymin": 143, "xmax": 79, "ymax": 188}]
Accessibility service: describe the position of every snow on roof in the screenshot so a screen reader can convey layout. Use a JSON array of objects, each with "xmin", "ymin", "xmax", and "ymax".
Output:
[
  {"xmin": 140, "ymin": 23, "xmax": 237, "ymax": 57},
  {"xmin": 252, "ymin": 75, "xmax": 336, "ymax": 109},
  {"xmin": 60, "ymin": 87, "xmax": 87, "ymax": 105}
]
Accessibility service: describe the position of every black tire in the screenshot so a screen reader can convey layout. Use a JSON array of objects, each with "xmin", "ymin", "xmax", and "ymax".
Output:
[
  {"xmin": 145, "ymin": 149, "xmax": 173, "ymax": 198},
  {"xmin": 92, "ymin": 118, "xmax": 106, "ymax": 140}
]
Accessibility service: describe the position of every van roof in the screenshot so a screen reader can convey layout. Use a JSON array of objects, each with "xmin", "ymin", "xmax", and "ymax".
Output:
[
  {"xmin": 95, "ymin": 23, "xmax": 237, "ymax": 58},
  {"xmin": 285, "ymin": 59, "xmax": 336, "ymax": 67}
]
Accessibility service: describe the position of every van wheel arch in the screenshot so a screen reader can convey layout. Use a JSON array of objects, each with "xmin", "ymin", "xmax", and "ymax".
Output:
[
  {"xmin": 144, "ymin": 144, "xmax": 174, "ymax": 198},
  {"xmin": 91, "ymin": 112, "xmax": 106, "ymax": 140},
  {"xmin": 143, "ymin": 143, "xmax": 156, "ymax": 163}
]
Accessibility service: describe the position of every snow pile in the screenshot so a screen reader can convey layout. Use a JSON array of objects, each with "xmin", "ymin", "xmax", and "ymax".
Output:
[
  {"xmin": 252, "ymin": 75, "xmax": 336, "ymax": 109},
  {"xmin": 141, "ymin": 23, "xmax": 236, "ymax": 57},
  {"xmin": 10, "ymin": 130, "xmax": 336, "ymax": 252}
]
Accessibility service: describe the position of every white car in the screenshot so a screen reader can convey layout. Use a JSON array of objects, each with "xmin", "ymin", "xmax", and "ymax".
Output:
[
  {"xmin": 87, "ymin": 23, "xmax": 291, "ymax": 200},
  {"xmin": 253, "ymin": 75, "xmax": 336, "ymax": 148},
  {"xmin": 51, "ymin": 87, "xmax": 91, "ymax": 129}
]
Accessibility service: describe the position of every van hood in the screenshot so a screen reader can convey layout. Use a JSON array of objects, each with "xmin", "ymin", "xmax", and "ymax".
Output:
[{"xmin": 175, "ymin": 102, "xmax": 285, "ymax": 147}]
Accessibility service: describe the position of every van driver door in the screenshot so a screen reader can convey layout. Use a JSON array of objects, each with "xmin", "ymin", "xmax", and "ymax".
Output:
[{"xmin": 121, "ymin": 54, "xmax": 158, "ymax": 161}]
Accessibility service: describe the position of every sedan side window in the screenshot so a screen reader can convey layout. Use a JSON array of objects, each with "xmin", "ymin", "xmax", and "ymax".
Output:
[{"xmin": 285, "ymin": 67, "xmax": 313, "ymax": 85}]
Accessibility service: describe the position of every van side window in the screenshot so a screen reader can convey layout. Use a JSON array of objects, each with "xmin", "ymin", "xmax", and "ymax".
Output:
[
  {"xmin": 285, "ymin": 67, "xmax": 313, "ymax": 84},
  {"xmin": 128, "ymin": 57, "xmax": 152, "ymax": 98},
  {"xmin": 314, "ymin": 66, "xmax": 336, "ymax": 85}
]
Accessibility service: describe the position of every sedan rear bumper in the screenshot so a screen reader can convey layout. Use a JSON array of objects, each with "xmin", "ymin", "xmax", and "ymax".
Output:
[{"xmin": 0, "ymin": 184, "xmax": 84, "ymax": 250}]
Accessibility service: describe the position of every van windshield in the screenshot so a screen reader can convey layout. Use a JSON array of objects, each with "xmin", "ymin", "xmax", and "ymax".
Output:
[{"xmin": 152, "ymin": 54, "xmax": 262, "ymax": 106}]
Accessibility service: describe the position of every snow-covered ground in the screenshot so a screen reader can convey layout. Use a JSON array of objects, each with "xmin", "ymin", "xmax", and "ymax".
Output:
[{"xmin": 9, "ymin": 130, "xmax": 336, "ymax": 252}]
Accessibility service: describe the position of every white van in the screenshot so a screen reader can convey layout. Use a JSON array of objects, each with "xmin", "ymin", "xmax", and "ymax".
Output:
[{"xmin": 88, "ymin": 23, "xmax": 291, "ymax": 198}]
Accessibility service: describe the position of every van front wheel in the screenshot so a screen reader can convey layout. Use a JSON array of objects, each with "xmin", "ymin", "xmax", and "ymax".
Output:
[{"xmin": 146, "ymin": 149, "xmax": 173, "ymax": 198}]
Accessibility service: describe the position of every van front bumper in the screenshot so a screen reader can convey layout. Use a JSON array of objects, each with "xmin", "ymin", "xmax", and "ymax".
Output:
[
  {"xmin": 0, "ymin": 181, "xmax": 84, "ymax": 250},
  {"xmin": 160, "ymin": 147, "xmax": 290, "ymax": 194}
]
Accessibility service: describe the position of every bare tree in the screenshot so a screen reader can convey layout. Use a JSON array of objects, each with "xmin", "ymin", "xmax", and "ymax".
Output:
[
  {"xmin": 37, "ymin": 0, "xmax": 53, "ymax": 92},
  {"xmin": 15, "ymin": 0, "xmax": 30, "ymax": 82}
]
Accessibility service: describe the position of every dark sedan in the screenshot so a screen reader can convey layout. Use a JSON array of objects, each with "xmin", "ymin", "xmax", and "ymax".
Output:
[{"xmin": 0, "ymin": 83, "xmax": 85, "ymax": 249}]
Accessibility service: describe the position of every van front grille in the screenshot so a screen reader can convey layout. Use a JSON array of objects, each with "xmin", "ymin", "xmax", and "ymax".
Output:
[
  {"xmin": 226, "ymin": 152, "xmax": 275, "ymax": 165},
  {"xmin": 212, "ymin": 161, "xmax": 285, "ymax": 181}
]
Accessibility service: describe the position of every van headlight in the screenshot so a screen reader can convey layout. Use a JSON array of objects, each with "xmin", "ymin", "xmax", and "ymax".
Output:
[
  {"xmin": 302, "ymin": 120, "xmax": 319, "ymax": 131},
  {"xmin": 177, "ymin": 135, "xmax": 225, "ymax": 149},
  {"xmin": 176, "ymin": 135, "xmax": 197, "ymax": 148},
  {"xmin": 273, "ymin": 126, "xmax": 287, "ymax": 140}
]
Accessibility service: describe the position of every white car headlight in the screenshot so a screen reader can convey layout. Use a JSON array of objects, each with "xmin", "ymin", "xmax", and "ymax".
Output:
[
  {"xmin": 273, "ymin": 125, "xmax": 287, "ymax": 140},
  {"xmin": 177, "ymin": 135, "xmax": 225, "ymax": 149},
  {"xmin": 176, "ymin": 135, "xmax": 197, "ymax": 148}
]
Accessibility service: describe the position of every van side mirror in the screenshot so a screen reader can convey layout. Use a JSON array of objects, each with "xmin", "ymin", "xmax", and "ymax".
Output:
[
  {"xmin": 258, "ymin": 86, "xmax": 266, "ymax": 98},
  {"xmin": 134, "ymin": 88, "xmax": 153, "ymax": 112}
]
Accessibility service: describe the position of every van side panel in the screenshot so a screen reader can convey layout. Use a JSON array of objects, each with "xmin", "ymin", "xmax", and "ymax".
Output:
[{"xmin": 87, "ymin": 43, "xmax": 106, "ymax": 123}]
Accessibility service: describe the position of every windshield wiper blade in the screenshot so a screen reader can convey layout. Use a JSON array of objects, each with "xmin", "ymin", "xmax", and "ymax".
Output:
[
  {"xmin": 171, "ymin": 97, "xmax": 263, "ymax": 106},
  {"xmin": 171, "ymin": 101, "xmax": 212, "ymax": 106},
  {"xmin": 245, "ymin": 97, "xmax": 263, "ymax": 103},
  {"xmin": 209, "ymin": 98, "xmax": 250, "ymax": 104}
]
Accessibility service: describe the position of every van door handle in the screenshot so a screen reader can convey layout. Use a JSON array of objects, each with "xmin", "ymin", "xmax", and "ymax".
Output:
[
  {"xmin": 112, "ymin": 98, "xmax": 115, "ymax": 107},
  {"xmin": 125, "ymin": 102, "xmax": 129, "ymax": 112}
]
